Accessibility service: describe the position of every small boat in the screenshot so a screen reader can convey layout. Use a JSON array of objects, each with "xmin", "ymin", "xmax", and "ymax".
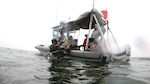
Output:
[{"xmin": 35, "ymin": 9, "xmax": 131, "ymax": 63}]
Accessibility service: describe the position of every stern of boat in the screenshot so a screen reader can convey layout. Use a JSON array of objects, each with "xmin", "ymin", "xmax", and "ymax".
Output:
[{"xmin": 111, "ymin": 44, "xmax": 131, "ymax": 62}]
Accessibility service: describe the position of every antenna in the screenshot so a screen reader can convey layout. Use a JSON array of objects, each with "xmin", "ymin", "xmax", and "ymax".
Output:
[
  {"xmin": 68, "ymin": 17, "xmax": 70, "ymax": 22},
  {"xmin": 55, "ymin": 0, "xmax": 59, "ymax": 25},
  {"xmin": 92, "ymin": 0, "xmax": 95, "ymax": 9}
]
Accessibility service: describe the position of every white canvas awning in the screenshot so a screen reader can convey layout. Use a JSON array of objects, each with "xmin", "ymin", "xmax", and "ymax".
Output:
[{"xmin": 52, "ymin": 9, "xmax": 106, "ymax": 34}]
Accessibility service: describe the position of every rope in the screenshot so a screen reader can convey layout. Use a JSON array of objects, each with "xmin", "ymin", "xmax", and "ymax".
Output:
[
  {"xmin": 50, "ymin": 50, "xmax": 60, "ymax": 54},
  {"xmin": 108, "ymin": 28, "xmax": 120, "ymax": 51}
]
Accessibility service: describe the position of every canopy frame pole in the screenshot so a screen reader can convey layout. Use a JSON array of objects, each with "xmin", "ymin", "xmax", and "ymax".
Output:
[
  {"xmin": 107, "ymin": 21, "xmax": 110, "ymax": 52},
  {"xmin": 93, "ymin": 14, "xmax": 109, "ymax": 53},
  {"xmin": 85, "ymin": 14, "xmax": 94, "ymax": 50},
  {"xmin": 77, "ymin": 29, "xmax": 81, "ymax": 41}
]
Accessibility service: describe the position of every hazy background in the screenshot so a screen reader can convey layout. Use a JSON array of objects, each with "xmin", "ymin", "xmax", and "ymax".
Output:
[{"xmin": 0, "ymin": 0, "xmax": 150, "ymax": 57}]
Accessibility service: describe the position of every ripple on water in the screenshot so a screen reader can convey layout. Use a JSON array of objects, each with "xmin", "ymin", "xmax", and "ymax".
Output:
[{"xmin": 0, "ymin": 47, "xmax": 150, "ymax": 84}]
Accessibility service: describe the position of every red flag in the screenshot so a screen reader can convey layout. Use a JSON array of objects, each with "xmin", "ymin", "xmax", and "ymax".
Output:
[{"xmin": 101, "ymin": 10, "xmax": 108, "ymax": 20}]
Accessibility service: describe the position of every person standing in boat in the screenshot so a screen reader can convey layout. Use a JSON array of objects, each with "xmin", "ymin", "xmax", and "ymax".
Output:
[
  {"xmin": 91, "ymin": 24, "xmax": 101, "ymax": 43},
  {"xmin": 89, "ymin": 24, "xmax": 101, "ymax": 52},
  {"xmin": 83, "ymin": 34, "xmax": 88, "ymax": 50}
]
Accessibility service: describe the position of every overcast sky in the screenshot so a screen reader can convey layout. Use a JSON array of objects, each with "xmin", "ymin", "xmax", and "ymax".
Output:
[{"xmin": 0, "ymin": 0, "xmax": 150, "ymax": 57}]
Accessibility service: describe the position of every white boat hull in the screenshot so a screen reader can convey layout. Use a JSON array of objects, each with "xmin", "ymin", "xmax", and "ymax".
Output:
[
  {"xmin": 70, "ymin": 50, "xmax": 101, "ymax": 59},
  {"xmin": 35, "ymin": 44, "xmax": 131, "ymax": 62},
  {"xmin": 35, "ymin": 44, "xmax": 50, "ymax": 56}
]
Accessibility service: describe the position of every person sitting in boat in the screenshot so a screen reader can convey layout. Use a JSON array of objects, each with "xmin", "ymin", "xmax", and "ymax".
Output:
[
  {"xmin": 72, "ymin": 39, "xmax": 80, "ymax": 50},
  {"xmin": 58, "ymin": 35, "xmax": 74, "ymax": 54},
  {"xmin": 49, "ymin": 39, "xmax": 66, "ymax": 59},
  {"xmin": 49, "ymin": 39, "xmax": 60, "ymax": 52},
  {"xmin": 91, "ymin": 24, "xmax": 101, "ymax": 43},
  {"xmin": 65, "ymin": 35, "xmax": 73, "ymax": 53},
  {"xmin": 49, "ymin": 38, "xmax": 64, "ymax": 51},
  {"xmin": 58, "ymin": 31, "xmax": 68, "ymax": 48},
  {"xmin": 58, "ymin": 32, "xmax": 75, "ymax": 54}
]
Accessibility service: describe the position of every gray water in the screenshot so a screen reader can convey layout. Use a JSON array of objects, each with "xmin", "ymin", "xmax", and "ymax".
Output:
[{"xmin": 0, "ymin": 47, "xmax": 150, "ymax": 84}]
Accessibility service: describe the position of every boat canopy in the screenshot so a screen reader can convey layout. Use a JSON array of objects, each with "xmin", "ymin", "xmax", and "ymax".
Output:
[{"xmin": 52, "ymin": 9, "xmax": 106, "ymax": 34}]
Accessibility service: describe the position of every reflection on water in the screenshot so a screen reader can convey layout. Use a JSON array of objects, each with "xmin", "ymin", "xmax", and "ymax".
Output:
[
  {"xmin": 48, "ymin": 59, "xmax": 110, "ymax": 84},
  {"xmin": 0, "ymin": 47, "xmax": 150, "ymax": 84}
]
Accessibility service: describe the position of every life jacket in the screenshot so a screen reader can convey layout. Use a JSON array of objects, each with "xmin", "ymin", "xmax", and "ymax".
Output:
[{"xmin": 90, "ymin": 43, "xmax": 98, "ymax": 52}]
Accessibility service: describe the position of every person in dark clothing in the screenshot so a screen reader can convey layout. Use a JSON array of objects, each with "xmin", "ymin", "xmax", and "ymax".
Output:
[{"xmin": 49, "ymin": 39, "xmax": 66, "ymax": 59}]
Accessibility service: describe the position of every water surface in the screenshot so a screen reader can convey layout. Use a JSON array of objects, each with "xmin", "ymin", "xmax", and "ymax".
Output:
[{"xmin": 0, "ymin": 47, "xmax": 149, "ymax": 84}]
